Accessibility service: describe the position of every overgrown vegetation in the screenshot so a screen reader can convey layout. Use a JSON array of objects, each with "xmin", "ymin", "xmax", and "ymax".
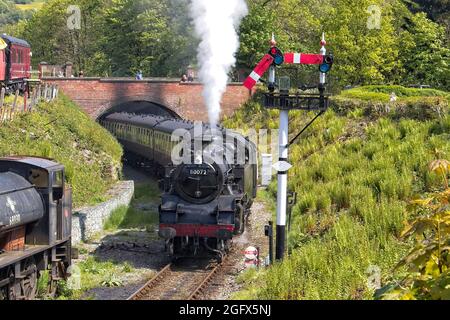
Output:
[
  {"xmin": 47, "ymin": 257, "xmax": 134, "ymax": 300},
  {"xmin": 223, "ymin": 85, "xmax": 450, "ymax": 300},
  {"xmin": 379, "ymin": 160, "xmax": 450, "ymax": 300},
  {"xmin": 0, "ymin": 95, "xmax": 123, "ymax": 207}
]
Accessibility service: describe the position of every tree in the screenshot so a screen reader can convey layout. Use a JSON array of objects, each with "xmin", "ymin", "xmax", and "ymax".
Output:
[
  {"xmin": 9, "ymin": 0, "xmax": 106, "ymax": 75},
  {"xmin": 400, "ymin": 12, "xmax": 450, "ymax": 89},
  {"xmin": 237, "ymin": 1, "xmax": 278, "ymax": 70},
  {"xmin": 100, "ymin": 0, "xmax": 196, "ymax": 77},
  {"xmin": 0, "ymin": 0, "xmax": 34, "ymax": 30},
  {"xmin": 239, "ymin": 0, "xmax": 402, "ymax": 88}
]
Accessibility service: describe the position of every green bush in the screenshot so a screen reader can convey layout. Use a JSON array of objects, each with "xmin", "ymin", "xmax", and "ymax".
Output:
[{"xmin": 331, "ymin": 85, "xmax": 449, "ymax": 118}]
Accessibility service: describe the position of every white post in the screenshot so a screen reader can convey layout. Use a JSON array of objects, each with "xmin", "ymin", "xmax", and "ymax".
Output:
[
  {"xmin": 261, "ymin": 154, "xmax": 273, "ymax": 186},
  {"xmin": 320, "ymin": 33, "xmax": 327, "ymax": 85},
  {"xmin": 276, "ymin": 109, "xmax": 289, "ymax": 260}
]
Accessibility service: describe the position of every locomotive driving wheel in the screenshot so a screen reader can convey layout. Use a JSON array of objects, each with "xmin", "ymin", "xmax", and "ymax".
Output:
[
  {"xmin": 6, "ymin": 258, "xmax": 38, "ymax": 300},
  {"xmin": 7, "ymin": 268, "xmax": 20, "ymax": 300},
  {"xmin": 21, "ymin": 258, "xmax": 38, "ymax": 300}
]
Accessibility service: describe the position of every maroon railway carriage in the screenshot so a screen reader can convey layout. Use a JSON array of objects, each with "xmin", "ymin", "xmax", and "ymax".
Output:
[{"xmin": 0, "ymin": 34, "xmax": 32, "ymax": 94}]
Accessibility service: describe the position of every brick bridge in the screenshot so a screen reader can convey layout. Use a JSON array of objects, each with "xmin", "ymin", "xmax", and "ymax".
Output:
[{"xmin": 43, "ymin": 77, "xmax": 253, "ymax": 121}]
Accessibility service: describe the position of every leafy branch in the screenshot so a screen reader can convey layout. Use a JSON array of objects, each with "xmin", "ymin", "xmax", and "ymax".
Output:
[{"xmin": 379, "ymin": 160, "xmax": 450, "ymax": 300}]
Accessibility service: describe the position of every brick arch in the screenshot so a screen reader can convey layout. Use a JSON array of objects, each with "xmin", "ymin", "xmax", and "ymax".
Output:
[
  {"xmin": 43, "ymin": 78, "xmax": 253, "ymax": 122},
  {"xmin": 96, "ymin": 98, "xmax": 181, "ymax": 120}
]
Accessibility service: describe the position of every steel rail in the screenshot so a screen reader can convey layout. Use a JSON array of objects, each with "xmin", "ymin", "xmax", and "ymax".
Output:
[
  {"xmin": 127, "ymin": 263, "xmax": 172, "ymax": 300},
  {"xmin": 187, "ymin": 258, "xmax": 224, "ymax": 300},
  {"xmin": 127, "ymin": 255, "xmax": 226, "ymax": 301}
]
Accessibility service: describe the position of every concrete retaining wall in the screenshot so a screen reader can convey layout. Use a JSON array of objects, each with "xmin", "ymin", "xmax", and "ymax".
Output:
[{"xmin": 71, "ymin": 180, "xmax": 134, "ymax": 245}]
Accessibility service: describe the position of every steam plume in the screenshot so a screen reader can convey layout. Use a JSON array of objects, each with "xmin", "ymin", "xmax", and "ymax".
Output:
[{"xmin": 190, "ymin": 0, "xmax": 248, "ymax": 126}]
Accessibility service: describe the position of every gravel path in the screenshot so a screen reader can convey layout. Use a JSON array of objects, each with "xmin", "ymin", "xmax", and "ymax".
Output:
[{"xmin": 199, "ymin": 197, "xmax": 272, "ymax": 300}]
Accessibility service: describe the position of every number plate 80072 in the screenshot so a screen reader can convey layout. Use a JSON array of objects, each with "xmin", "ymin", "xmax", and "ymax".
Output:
[{"xmin": 189, "ymin": 169, "xmax": 208, "ymax": 176}]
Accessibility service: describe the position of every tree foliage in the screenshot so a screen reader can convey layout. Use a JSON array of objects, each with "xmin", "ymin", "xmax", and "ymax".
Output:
[
  {"xmin": 1, "ymin": 0, "xmax": 449, "ymax": 89},
  {"xmin": 0, "ymin": 0, "xmax": 34, "ymax": 27},
  {"xmin": 4, "ymin": 0, "xmax": 197, "ymax": 77},
  {"xmin": 238, "ymin": 0, "xmax": 449, "ymax": 89},
  {"xmin": 100, "ymin": 0, "xmax": 197, "ymax": 77},
  {"xmin": 400, "ymin": 12, "xmax": 450, "ymax": 89}
]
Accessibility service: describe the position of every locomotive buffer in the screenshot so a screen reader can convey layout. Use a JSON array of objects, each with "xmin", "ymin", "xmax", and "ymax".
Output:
[{"xmin": 244, "ymin": 34, "xmax": 333, "ymax": 260}]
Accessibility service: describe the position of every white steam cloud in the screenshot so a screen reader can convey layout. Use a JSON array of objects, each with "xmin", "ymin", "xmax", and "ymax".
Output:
[{"xmin": 190, "ymin": 0, "xmax": 248, "ymax": 126}]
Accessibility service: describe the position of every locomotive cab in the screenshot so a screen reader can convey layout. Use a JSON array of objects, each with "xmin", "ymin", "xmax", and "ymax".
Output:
[
  {"xmin": 0, "ymin": 157, "xmax": 71, "ymax": 246},
  {"xmin": 0, "ymin": 157, "xmax": 72, "ymax": 300}
]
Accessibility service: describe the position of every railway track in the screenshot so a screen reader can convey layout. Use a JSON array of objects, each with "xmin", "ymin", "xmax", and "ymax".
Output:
[{"xmin": 127, "ymin": 256, "xmax": 226, "ymax": 300}]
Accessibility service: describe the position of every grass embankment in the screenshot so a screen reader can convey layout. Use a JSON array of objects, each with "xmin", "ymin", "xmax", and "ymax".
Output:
[
  {"xmin": 223, "ymin": 85, "xmax": 450, "ymax": 300},
  {"xmin": 0, "ymin": 95, "xmax": 123, "ymax": 207}
]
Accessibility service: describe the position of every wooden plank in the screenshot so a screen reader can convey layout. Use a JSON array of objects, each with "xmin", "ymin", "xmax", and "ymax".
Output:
[
  {"xmin": 0, "ymin": 87, "xmax": 5, "ymax": 109},
  {"xmin": 13, "ymin": 89, "xmax": 19, "ymax": 111},
  {"xmin": 43, "ymin": 84, "xmax": 48, "ymax": 101}
]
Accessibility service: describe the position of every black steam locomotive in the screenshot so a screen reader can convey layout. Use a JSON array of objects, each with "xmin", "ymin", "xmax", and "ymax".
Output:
[
  {"xmin": 101, "ymin": 113, "xmax": 258, "ymax": 258},
  {"xmin": 0, "ymin": 157, "xmax": 72, "ymax": 300}
]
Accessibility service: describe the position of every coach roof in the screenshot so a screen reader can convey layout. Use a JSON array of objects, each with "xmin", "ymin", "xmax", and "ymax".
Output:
[{"xmin": 1, "ymin": 34, "xmax": 31, "ymax": 48}]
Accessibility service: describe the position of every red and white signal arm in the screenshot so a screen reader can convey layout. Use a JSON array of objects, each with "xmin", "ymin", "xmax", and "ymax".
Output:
[
  {"xmin": 284, "ymin": 53, "xmax": 323, "ymax": 65},
  {"xmin": 244, "ymin": 52, "xmax": 325, "ymax": 90},
  {"xmin": 243, "ymin": 54, "xmax": 274, "ymax": 90}
]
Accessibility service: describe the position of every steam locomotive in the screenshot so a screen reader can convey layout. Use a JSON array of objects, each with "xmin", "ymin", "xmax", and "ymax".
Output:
[
  {"xmin": 101, "ymin": 113, "xmax": 258, "ymax": 258},
  {"xmin": 0, "ymin": 157, "xmax": 72, "ymax": 300}
]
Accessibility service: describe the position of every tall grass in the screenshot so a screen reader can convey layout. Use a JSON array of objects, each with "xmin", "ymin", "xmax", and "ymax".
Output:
[
  {"xmin": 0, "ymin": 95, "xmax": 123, "ymax": 207},
  {"xmin": 227, "ymin": 87, "xmax": 450, "ymax": 300},
  {"xmin": 103, "ymin": 183, "xmax": 159, "ymax": 231}
]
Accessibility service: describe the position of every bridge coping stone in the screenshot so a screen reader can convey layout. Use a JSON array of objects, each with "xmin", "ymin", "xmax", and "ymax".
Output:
[{"xmin": 42, "ymin": 77, "xmax": 244, "ymax": 86}]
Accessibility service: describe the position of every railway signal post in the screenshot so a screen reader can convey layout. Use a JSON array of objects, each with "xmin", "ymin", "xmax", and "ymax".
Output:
[{"xmin": 244, "ymin": 34, "xmax": 334, "ymax": 261}]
